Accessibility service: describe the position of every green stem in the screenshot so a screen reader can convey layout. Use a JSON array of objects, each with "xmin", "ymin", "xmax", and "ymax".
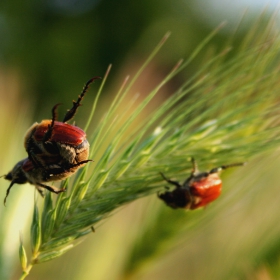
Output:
[{"xmin": 19, "ymin": 264, "xmax": 33, "ymax": 280}]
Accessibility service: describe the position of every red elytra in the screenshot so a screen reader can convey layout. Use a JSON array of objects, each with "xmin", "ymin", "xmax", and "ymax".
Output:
[
  {"xmin": 189, "ymin": 173, "xmax": 222, "ymax": 209},
  {"xmin": 30, "ymin": 120, "xmax": 86, "ymax": 145},
  {"xmin": 21, "ymin": 158, "xmax": 34, "ymax": 172},
  {"xmin": 158, "ymin": 158, "xmax": 245, "ymax": 210}
]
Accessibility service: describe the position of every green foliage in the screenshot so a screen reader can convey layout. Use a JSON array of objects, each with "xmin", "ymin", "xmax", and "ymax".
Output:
[{"xmin": 11, "ymin": 17, "xmax": 280, "ymax": 279}]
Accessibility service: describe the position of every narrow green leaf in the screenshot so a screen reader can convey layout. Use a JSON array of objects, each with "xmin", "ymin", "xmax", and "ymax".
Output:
[
  {"xmin": 74, "ymin": 182, "xmax": 89, "ymax": 202},
  {"xmin": 30, "ymin": 204, "xmax": 41, "ymax": 255},
  {"xmin": 42, "ymin": 192, "xmax": 53, "ymax": 216},
  {"xmin": 68, "ymin": 182, "xmax": 90, "ymax": 212},
  {"xmin": 54, "ymin": 197, "xmax": 72, "ymax": 229},
  {"xmin": 19, "ymin": 236, "xmax": 28, "ymax": 271},
  {"xmin": 41, "ymin": 192, "xmax": 55, "ymax": 243},
  {"xmin": 41, "ymin": 209, "xmax": 56, "ymax": 244},
  {"xmin": 36, "ymin": 245, "xmax": 74, "ymax": 263},
  {"xmin": 84, "ymin": 64, "xmax": 112, "ymax": 132},
  {"xmin": 88, "ymin": 170, "xmax": 109, "ymax": 194},
  {"xmin": 40, "ymin": 235, "xmax": 78, "ymax": 251}
]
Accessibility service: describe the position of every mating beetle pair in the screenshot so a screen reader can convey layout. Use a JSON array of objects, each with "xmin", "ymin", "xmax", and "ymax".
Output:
[
  {"xmin": 158, "ymin": 158, "xmax": 245, "ymax": 209},
  {"xmin": 3, "ymin": 77, "xmax": 100, "ymax": 205}
]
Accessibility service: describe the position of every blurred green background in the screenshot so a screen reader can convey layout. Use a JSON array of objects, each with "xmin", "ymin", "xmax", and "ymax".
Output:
[
  {"xmin": 0, "ymin": 0, "xmax": 280, "ymax": 279},
  {"xmin": 0, "ymin": 0, "xmax": 259, "ymax": 119}
]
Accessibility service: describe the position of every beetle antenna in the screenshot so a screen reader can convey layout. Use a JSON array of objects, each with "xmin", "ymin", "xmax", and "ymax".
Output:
[
  {"xmin": 160, "ymin": 172, "xmax": 182, "ymax": 189},
  {"xmin": 4, "ymin": 181, "xmax": 16, "ymax": 206},
  {"xmin": 209, "ymin": 162, "xmax": 246, "ymax": 174},
  {"xmin": 63, "ymin": 76, "xmax": 101, "ymax": 123}
]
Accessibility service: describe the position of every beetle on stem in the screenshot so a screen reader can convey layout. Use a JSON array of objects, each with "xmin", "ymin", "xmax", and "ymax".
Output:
[
  {"xmin": 158, "ymin": 158, "xmax": 245, "ymax": 209},
  {"xmin": 3, "ymin": 77, "xmax": 101, "ymax": 205}
]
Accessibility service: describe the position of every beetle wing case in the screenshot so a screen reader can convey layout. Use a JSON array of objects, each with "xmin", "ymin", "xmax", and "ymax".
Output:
[
  {"xmin": 190, "ymin": 173, "xmax": 222, "ymax": 209},
  {"xmin": 32, "ymin": 120, "xmax": 86, "ymax": 145}
]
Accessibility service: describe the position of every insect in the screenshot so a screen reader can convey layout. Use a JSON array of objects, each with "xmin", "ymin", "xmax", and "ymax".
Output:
[
  {"xmin": 3, "ymin": 77, "xmax": 100, "ymax": 205},
  {"xmin": 158, "ymin": 158, "xmax": 245, "ymax": 209}
]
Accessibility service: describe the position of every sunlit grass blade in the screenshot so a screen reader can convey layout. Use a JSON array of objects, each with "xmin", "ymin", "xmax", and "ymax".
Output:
[
  {"xmin": 19, "ymin": 234, "xmax": 28, "ymax": 272},
  {"xmin": 17, "ymin": 15, "xmax": 280, "ymax": 279},
  {"xmin": 30, "ymin": 203, "xmax": 41, "ymax": 257}
]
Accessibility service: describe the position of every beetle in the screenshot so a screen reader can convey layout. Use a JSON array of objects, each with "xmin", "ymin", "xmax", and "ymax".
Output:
[
  {"xmin": 3, "ymin": 157, "xmax": 89, "ymax": 205},
  {"xmin": 3, "ymin": 77, "xmax": 100, "ymax": 205},
  {"xmin": 158, "ymin": 158, "xmax": 245, "ymax": 209},
  {"xmin": 25, "ymin": 77, "xmax": 100, "ymax": 167}
]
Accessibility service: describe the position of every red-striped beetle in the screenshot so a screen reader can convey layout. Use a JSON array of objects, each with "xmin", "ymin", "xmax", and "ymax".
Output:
[
  {"xmin": 3, "ymin": 77, "xmax": 100, "ymax": 204},
  {"xmin": 158, "ymin": 158, "xmax": 245, "ymax": 209}
]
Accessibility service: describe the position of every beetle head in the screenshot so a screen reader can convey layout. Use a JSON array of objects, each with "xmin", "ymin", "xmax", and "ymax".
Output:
[
  {"xmin": 158, "ymin": 188, "xmax": 192, "ymax": 209},
  {"xmin": 3, "ymin": 159, "xmax": 28, "ymax": 205}
]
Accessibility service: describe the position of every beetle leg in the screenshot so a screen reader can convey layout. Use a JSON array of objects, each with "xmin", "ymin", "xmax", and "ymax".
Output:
[
  {"xmin": 28, "ymin": 152, "xmax": 40, "ymax": 166},
  {"xmin": 43, "ymin": 103, "xmax": 61, "ymax": 143},
  {"xmin": 209, "ymin": 162, "xmax": 245, "ymax": 174},
  {"xmin": 69, "ymin": 159, "xmax": 92, "ymax": 168},
  {"xmin": 60, "ymin": 159, "xmax": 92, "ymax": 172},
  {"xmin": 25, "ymin": 126, "xmax": 46, "ymax": 167},
  {"xmin": 182, "ymin": 157, "xmax": 199, "ymax": 187},
  {"xmin": 63, "ymin": 76, "xmax": 101, "ymax": 123},
  {"xmin": 51, "ymin": 160, "xmax": 92, "ymax": 174},
  {"xmin": 190, "ymin": 157, "xmax": 199, "ymax": 176},
  {"xmin": 36, "ymin": 182, "xmax": 66, "ymax": 194},
  {"xmin": 36, "ymin": 186, "xmax": 45, "ymax": 197},
  {"xmin": 4, "ymin": 181, "xmax": 16, "ymax": 206},
  {"xmin": 45, "ymin": 160, "xmax": 92, "ymax": 180},
  {"xmin": 160, "ymin": 172, "xmax": 182, "ymax": 189},
  {"xmin": 28, "ymin": 150, "xmax": 44, "ymax": 168}
]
